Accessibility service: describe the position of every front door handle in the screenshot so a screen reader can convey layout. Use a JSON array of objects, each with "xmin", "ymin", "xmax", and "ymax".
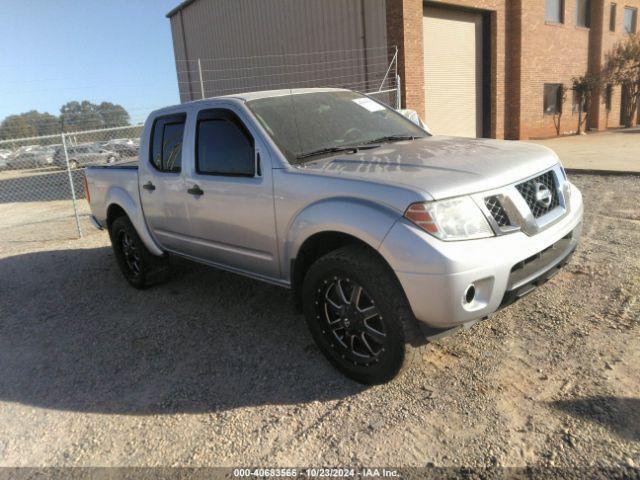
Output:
[
  {"xmin": 142, "ymin": 181, "xmax": 155, "ymax": 191},
  {"xmin": 187, "ymin": 185, "xmax": 204, "ymax": 196}
]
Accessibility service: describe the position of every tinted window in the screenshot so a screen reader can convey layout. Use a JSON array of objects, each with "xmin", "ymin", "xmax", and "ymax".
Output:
[
  {"xmin": 544, "ymin": 84, "xmax": 563, "ymax": 115},
  {"xmin": 150, "ymin": 114, "xmax": 186, "ymax": 172},
  {"xmin": 162, "ymin": 123, "xmax": 184, "ymax": 172},
  {"xmin": 196, "ymin": 111, "xmax": 254, "ymax": 176},
  {"xmin": 545, "ymin": 0, "xmax": 564, "ymax": 23}
]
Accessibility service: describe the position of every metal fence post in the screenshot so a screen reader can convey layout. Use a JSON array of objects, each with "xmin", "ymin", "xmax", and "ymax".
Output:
[
  {"xmin": 198, "ymin": 58, "xmax": 205, "ymax": 99},
  {"xmin": 61, "ymin": 132, "xmax": 83, "ymax": 238},
  {"xmin": 396, "ymin": 74, "xmax": 402, "ymax": 110}
]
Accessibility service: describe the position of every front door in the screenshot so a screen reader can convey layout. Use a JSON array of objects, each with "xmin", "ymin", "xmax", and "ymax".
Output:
[
  {"xmin": 138, "ymin": 113, "xmax": 191, "ymax": 252},
  {"xmin": 181, "ymin": 107, "xmax": 279, "ymax": 280}
]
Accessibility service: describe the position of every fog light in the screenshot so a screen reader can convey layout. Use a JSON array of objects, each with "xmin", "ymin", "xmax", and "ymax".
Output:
[{"xmin": 464, "ymin": 284, "xmax": 476, "ymax": 304}]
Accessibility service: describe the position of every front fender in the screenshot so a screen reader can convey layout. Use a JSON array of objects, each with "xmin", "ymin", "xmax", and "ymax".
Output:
[
  {"xmin": 105, "ymin": 187, "xmax": 164, "ymax": 257},
  {"xmin": 281, "ymin": 197, "xmax": 401, "ymax": 280}
]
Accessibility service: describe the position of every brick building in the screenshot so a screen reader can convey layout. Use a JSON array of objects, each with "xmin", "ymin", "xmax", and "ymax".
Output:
[
  {"xmin": 388, "ymin": 0, "xmax": 640, "ymax": 139},
  {"xmin": 169, "ymin": 0, "xmax": 639, "ymax": 140}
]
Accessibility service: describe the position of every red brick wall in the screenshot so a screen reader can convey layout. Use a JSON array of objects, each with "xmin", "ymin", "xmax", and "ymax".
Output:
[
  {"xmin": 387, "ymin": 0, "xmax": 640, "ymax": 140},
  {"xmin": 590, "ymin": 0, "xmax": 640, "ymax": 130},
  {"xmin": 518, "ymin": 0, "xmax": 592, "ymax": 139},
  {"xmin": 386, "ymin": 0, "xmax": 425, "ymax": 119},
  {"xmin": 389, "ymin": 0, "xmax": 507, "ymax": 138}
]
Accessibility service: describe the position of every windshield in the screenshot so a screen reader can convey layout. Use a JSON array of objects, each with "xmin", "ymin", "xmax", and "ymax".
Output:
[{"xmin": 246, "ymin": 90, "xmax": 428, "ymax": 164}]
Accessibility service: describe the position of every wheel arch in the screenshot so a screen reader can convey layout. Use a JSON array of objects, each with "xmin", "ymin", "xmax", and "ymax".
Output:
[
  {"xmin": 104, "ymin": 187, "xmax": 163, "ymax": 256},
  {"xmin": 290, "ymin": 230, "xmax": 404, "ymax": 313}
]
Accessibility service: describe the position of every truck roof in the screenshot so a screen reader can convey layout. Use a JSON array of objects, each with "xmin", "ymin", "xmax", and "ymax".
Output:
[{"xmin": 151, "ymin": 88, "xmax": 350, "ymax": 118}]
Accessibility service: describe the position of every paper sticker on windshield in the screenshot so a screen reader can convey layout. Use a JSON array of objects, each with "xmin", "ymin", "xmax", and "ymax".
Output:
[{"xmin": 352, "ymin": 98, "xmax": 385, "ymax": 112}]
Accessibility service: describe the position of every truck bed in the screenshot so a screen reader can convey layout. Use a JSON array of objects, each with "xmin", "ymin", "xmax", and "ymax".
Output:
[{"xmin": 87, "ymin": 159, "xmax": 138, "ymax": 169}]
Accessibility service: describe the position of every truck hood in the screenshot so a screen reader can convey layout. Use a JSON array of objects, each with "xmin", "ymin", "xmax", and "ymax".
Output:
[{"xmin": 298, "ymin": 136, "xmax": 560, "ymax": 200}]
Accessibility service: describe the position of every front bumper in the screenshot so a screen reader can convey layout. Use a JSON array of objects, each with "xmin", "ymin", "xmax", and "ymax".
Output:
[{"xmin": 379, "ymin": 183, "xmax": 583, "ymax": 330}]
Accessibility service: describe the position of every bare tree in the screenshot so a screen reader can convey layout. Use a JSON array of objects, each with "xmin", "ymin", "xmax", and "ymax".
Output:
[
  {"xmin": 553, "ymin": 85, "xmax": 568, "ymax": 136},
  {"xmin": 603, "ymin": 34, "xmax": 640, "ymax": 128}
]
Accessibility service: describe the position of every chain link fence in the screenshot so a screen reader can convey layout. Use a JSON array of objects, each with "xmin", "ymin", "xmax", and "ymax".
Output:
[
  {"xmin": 0, "ymin": 47, "xmax": 400, "ymax": 246},
  {"xmin": 0, "ymin": 125, "xmax": 142, "ymax": 245}
]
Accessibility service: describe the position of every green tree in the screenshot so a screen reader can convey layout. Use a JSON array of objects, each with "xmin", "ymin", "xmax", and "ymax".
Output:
[
  {"xmin": 1, "ymin": 100, "xmax": 131, "ymax": 138},
  {"xmin": 571, "ymin": 73, "xmax": 602, "ymax": 135},
  {"xmin": 603, "ymin": 34, "xmax": 640, "ymax": 127},
  {"xmin": 0, "ymin": 110, "xmax": 60, "ymax": 139},
  {"xmin": 0, "ymin": 115, "xmax": 37, "ymax": 139},
  {"xmin": 60, "ymin": 100, "xmax": 104, "ymax": 131},
  {"xmin": 98, "ymin": 101, "xmax": 130, "ymax": 128}
]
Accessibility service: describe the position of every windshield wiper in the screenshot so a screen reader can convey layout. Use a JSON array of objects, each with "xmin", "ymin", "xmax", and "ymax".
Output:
[
  {"xmin": 361, "ymin": 135, "xmax": 417, "ymax": 145},
  {"xmin": 295, "ymin": 143, "xmax": 379, "ymax": 160}
]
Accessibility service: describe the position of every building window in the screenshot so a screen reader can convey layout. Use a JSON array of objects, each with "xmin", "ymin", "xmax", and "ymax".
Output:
[
  {"xmin": 545, "ymin": 0, "xmax": 564, "ymax": 23},
  {"xmin": 544, "ymin": 84, "xmax": 564, "ymax": 115},
  {"xmin": 610, "ymin": 3, "xmax": 617, "ymax": 31},
  {"xmin": 624, "ymin": 7, "xmax": 638, "ymax": 34},
  {"xmin": 572, "ymin": 90, "xmax": 586, "ymax": 113},
  {"xmin": 576, "ymin": 0, "xmax": 591, "ymax": 27},
  {"xmin": 605, "ymin": 84, "xmax": 613, "ymax": 111}
]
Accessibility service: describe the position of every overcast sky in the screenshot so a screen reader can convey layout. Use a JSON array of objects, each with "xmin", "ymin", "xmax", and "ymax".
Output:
[{"xmin": 0, "ymin": 0, "xmax": 181, "ymax": 124}]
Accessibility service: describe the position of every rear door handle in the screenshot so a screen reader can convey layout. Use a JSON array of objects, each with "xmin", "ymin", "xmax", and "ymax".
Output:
[
  {"xmin": 142, "ymin": 181, "xmax": 155, "ymax": 191},
  {"xmin": 187, "ymin": 185, "xmax": 204, "ymax": 196}
]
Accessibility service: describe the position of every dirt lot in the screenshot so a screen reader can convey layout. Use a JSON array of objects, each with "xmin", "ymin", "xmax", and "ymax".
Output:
[{"xmin": 0, "ymin": 174, "xmax": 638, "ymax": 471}]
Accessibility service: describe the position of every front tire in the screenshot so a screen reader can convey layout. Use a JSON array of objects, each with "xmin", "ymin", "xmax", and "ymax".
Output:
[
  {"xmin": 109, "ymin": 215, "xmax": 170, "ymax": 289},
  {"xmin": 302, "ymin": 245, "xmax": 423, "ymax": 384}
]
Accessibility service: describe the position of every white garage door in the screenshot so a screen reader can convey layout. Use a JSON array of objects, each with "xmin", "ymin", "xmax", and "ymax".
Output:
[{"xmin": 423, "ymin": 7, "xmax": 483, "ymax": 137}]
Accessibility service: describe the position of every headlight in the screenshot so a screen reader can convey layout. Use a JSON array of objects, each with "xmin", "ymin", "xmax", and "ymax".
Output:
[{"xmin": 404, "ymin": 197, "xmax": 494, "ymax": 241}]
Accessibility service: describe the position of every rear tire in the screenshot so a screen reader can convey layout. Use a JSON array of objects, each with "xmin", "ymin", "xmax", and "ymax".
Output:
[
  {"xmin": 302, "ymin": 245, "xmax": 423, "ymax": 384},
  {"xmin": 109, "ymin": 215, "xmax": 170, "ymax": 289}
]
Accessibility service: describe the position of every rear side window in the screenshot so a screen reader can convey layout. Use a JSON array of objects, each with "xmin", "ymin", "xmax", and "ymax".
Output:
[
  {"xmin": 150, "ymin": 113, "xmax": 186, "ymax": 172},
  {"xmin": 196, "ymin": 109, "xmax": 255, "ymax": 176}
]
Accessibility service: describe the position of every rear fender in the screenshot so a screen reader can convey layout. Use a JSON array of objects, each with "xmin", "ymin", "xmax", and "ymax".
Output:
[{"xmin": 105, "ymin": 187, "xmax": 164, "ymax": 256}]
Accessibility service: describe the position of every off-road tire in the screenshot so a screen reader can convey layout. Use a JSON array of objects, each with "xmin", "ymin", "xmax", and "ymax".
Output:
[
  {"xmin": 109, "ymin": 215, "xmax": 170, "ymax": 289},
  {"xmin": 302, "ymin": 245, "xmax": 423, "ymax": 384}
]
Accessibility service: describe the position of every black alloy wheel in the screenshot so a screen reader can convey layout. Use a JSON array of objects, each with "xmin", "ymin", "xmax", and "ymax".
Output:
[{"xmin": 315, "ymin": 276, "xmax": 388, "ymax": 367}]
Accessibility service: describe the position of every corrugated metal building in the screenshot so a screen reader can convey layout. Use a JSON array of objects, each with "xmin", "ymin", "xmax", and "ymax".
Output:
[{"xmin": 167, "ymin": 0, "xmax": 390, "ymax": 103}]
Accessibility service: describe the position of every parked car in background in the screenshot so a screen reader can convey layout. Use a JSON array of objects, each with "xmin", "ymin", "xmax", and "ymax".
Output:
[
  {"xmin": 103, "ymin": 142, "xmax": 139, "ymax": 159},
  {"xmin": 7, "ymin": 148, "xmax": 54, "ymax": 169},
  {"xmin": 53, "ymin": 144, "xmax": 120, "ymax": 169},
  {"xmin": 85, "ymin": 88, "xmax": 583, "ymax": 384}
]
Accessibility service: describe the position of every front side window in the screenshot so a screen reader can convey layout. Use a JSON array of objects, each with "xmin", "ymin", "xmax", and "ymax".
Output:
[
  {"xmin": 196, "ymin": 109, "xmax": 255, "ymax": 176},
  {"xmin": 624, "ymin": 7, "xmax": 638, "ymax": 34},
  {"xmin": 545, "ymin": 0, "xmax": 564, "ymax": 23},
  {"xmin": 576, "ymin": 0, "xmax": 591, "ymax": 27},
  {"xmin": 605, "ymin": 84, "xmax": 613, "ymax": 111},
  {"xmin": 246, "ymin": 91, "xmax": 427, "ymax": 164},
  {"xmin": 544, "ymin": 84, "xmax": 563, "ymax": 115},
  {"xmin": 150, "ymin": 113, "xmax": 186, "ymax": 172},
  {"xmin": 610, "ymin": 3, "xmax": 617, "ymax": 31}
]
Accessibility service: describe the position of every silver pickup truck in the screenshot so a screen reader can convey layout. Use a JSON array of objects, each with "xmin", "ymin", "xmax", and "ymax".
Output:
[{"xmin": 85, "ymin": 88, "xmax": 583, "ymax": 384}]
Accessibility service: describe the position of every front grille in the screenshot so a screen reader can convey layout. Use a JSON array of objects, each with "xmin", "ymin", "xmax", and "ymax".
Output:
[
  {"xmin": 485, "ymin": 196, "xmax": 511, "ymax": 227},
  {"xmin": 515, "ymin": 170, "xmax": 559, "ymax": 218}
]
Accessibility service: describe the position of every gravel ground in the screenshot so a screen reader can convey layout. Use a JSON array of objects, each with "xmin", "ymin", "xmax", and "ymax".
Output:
[{"xmin": 0, "ymin": 174, "xmax": 638, "ymax": 471}]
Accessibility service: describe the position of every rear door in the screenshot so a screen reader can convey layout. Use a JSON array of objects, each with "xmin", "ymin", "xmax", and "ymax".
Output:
[
  {"xmin": 138, "ymin": 112, "xmax": 191, "ymax": 252},
  {"xmin": 180, "ymin": 105, "xmax": 279, "ymax": 279}
]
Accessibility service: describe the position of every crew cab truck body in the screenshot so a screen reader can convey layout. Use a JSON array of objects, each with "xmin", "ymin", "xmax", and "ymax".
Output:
[{"xmin": 85, "ymin": 88, "xmax": 583, "ymax": 384}]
